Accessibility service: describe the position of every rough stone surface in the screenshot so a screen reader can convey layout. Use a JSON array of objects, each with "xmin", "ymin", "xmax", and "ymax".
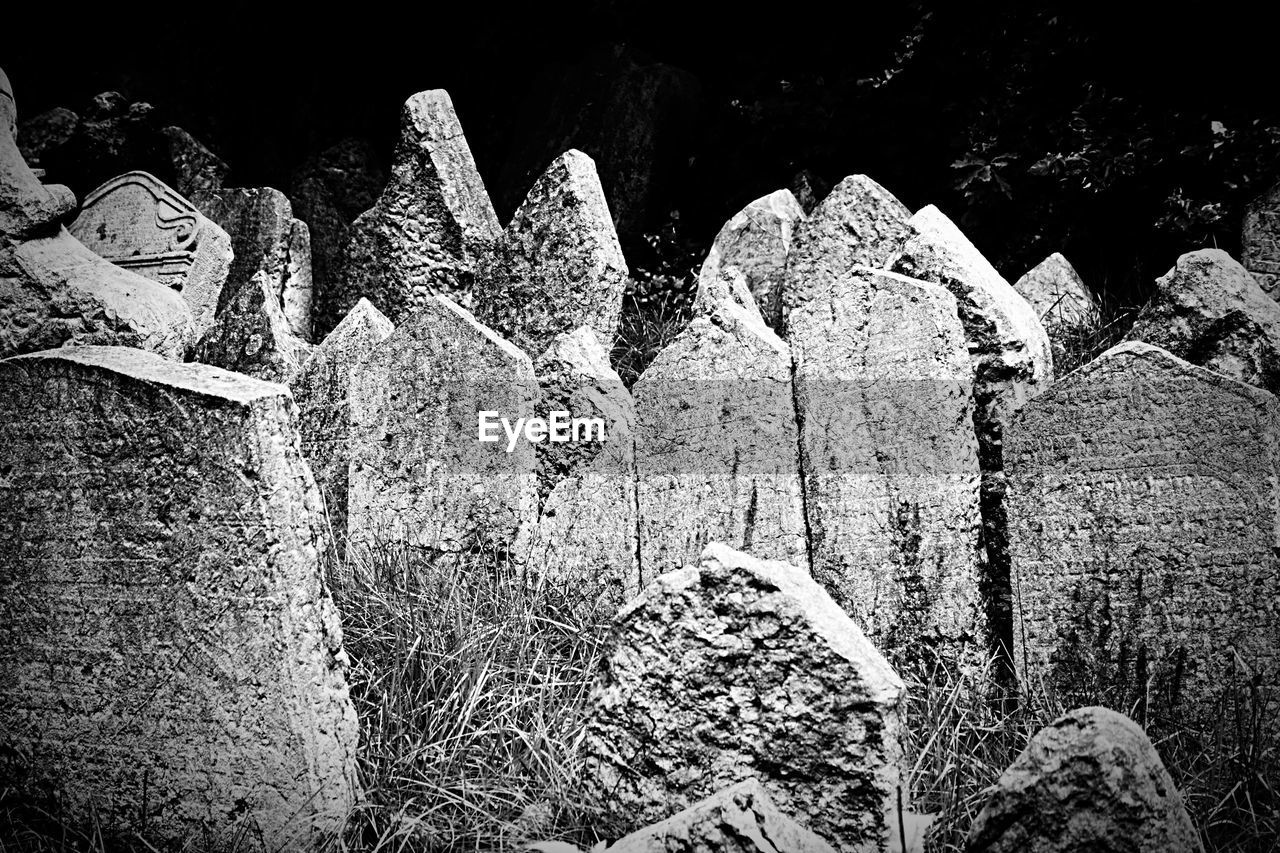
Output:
[
  {"xmin": 525, "ymin": 326, "xmax": 639, "ymax": 610},
  {"xmin": 193, "ymin": 272, "xmax": 313, "ymax": 384},
  {"xmin": 161, "ymin": 125, "xmax": 230, "ymax": 201},
  {"xmin": 790, "ymin": 268, "xmax": 984, "ymax": 667},
  {"xmin": 289, "ymin": 138, "xmax": 387, "ymax": 338},
  {"xmin": 16, "ymin": 107, "xmax": 78, "ymax": 168},
  {"xmin": 70, "ymin": 171, "xmax": 232, "ymax": 334},
  {"xmin": 608, "ymin": 779, "xmax": 838, "ymax": 853},
  {"xmin": 197, "ymin": 186, "xmax": 314, "ymax": 341},
  {"xmin": 1125, "ymin": 249, "xmax": 1280, "ymax": 396},
  {"xmin": 1006, "ymin": 341, "xmax": 1280, "ymax": 723},
  {"xmin": 780, "ymin": 175, "xmax": 912, "ymax": 324},
  {"xmin": 475, "ymin": 150, "xmax": 627, "ymax": 354},
  {"xmin": 293, "ymin": 298, "xmax": 395, "ymax": 551},
  {"xmin": 583, "ymin": 542, "xmax": 906, "ymax": 852},
  {"xmin": 967, "ymin": 707, "xmax": 1203, "ymax": 853},
  {"xmin": 1013, "ymin": 252, "xmax": 1097, "ymax": 331},
  {"xmin": 339, "ymin": 90, "xmax": 501, "ymax": 324},
  {"xmin": 1243, "ymin": 181, "xmax": 1280, "ymax": 297},
  {"xmin": 0, "ymin": 346, "xmax": 359, "ymax": 849},
  {"xmin": 633, "ymin": 302, "xmax": 807, "ymax": 575},
  {"xmin": 348, "ymin": 295, "xmax": 536, "ymax": 560},
  {"xmin": 694, "ymin": 189, "xmax": 805, "ymax": 330}
]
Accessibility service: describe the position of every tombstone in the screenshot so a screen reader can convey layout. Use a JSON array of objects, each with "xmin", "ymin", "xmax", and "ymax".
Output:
[
  {"xmin": 70, "ymin": 171, "xmax": 233, "ymax": 334},
  {"xmin": 289, "ymin": 138, "xmax": 387, "ymax": 338},
  {"xmin": 693, "ymin": 189, "xmax": 805, "ymax": 330},
  {"xmin": 779, "ymin": 174, "xmax": 912, "ymax": 324},
  {"xmin": 524, "ymin": 326, "xmax": 639, "ymax": 611},
  {"xmin": 162, "ymin": 125, "xmax": 230, "ymax": 201},
  {"xmin": 1243, "ymin": 181, "xmax": 1280, "ymax": 298},
  {"xmin": 1013, "ymin": 252, "xmax": 1097, "ymax": 332},
  {"xmin": 0, "ymin": 345, "xmax": 359, "ymax": 849},
  {"xmin": 348, "ymin": 294, "xmax": 536, "ymax": 562},
  {"xmin": 967, "ymin": 707, "xmax": 1202, "ymax": 853},
  {"xmin": 474, "ymin": 149, "xmax": 628, "ymax": 355},
  {"xmin": 582, "ymin": 542, "xmax": 908, "ymax": 852},
  {"xmin": 790, "ymin": 267, "xmax": 984, "ymax": 668},
  {"xmin": 293, "ymin": 298, "xmax": 395, "ymax": 554},
  {"xmin": 1125, "ymin": 249, "xmax": 1280, "ymax": 397},
  {"xmin": 607, "ymin": 779, "xmax": 838, "ymax": 853},
  {"xmin": 633, "ymin": 301, "xmax": 807, "ymax": 575},
  {"xmin": 338, "ymin": 89, "xmax": 501, "ymax": 324},
  {"xmin": 890, "ymin": 204, "xmax": 1053, "ymax": 665},
  {"xmin": 1, "ymin": 69, "xmax": 195, "ymax": 360},
  {"xmin": 193, "ymin": 272, "xmax": 313, "ymax": 384},
  {"xmin": 1006, "ymin": 341, "xmax": 1280, "ymax": 725},
  {"xmin": 197, "ymin": 186, "xmax": 314, "ymax": 341}
]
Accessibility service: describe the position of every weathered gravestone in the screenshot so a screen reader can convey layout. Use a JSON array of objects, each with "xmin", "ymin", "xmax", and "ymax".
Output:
[
  {"xmin": 1125, "ymin": 249, "xmax": 1280, "ymax": 397},
  {"xmin": 70, "ymin": 171, "xmax": 232, "ymax": 334},
  {"xmin": 196, "ymin": 186, "xmax": 314, "ymax": 341},
  {"xmin": 293, "ymin": 298, "xmax": 395, "ymax": 553},
  {"xmin": 0, "ymin": 346, "xmax": 359, "ymax": 849},
  {"xmin": 890, "ymin": 204, "xmax": 1052, "ymax": 665},
  {"xmin": 779, "ymin": 174, "xmax": 912, "ymax": 324},
  {"xmin": 348, "ymin": 294, "xmax": 536, "ymax": 561},
  {"xmin": 633, "ymin": 301, "xmax": 806, "ymax": 575},
  {"xmin": 162, "ymin": 125, "xmax": 230, "ymax": 202},
  {"xmin": 582, "ymin": 542, "xmax": 907, "ymax": 852},
  {"xmin": 693, "ymin": 189, "xmax": 806, "ymax": 330},
  {"xmin": 1013, "ymin": 252, "xmax": 1097, "ymax": 337},
  {"xmin": 1, "ymin": 69, "xmax": 195, "ymax": 360},
  {"xmin": 475, "ymin": 149, "xmax": 627, "ymax": 355},
  {"xmin": 339, "ymin": 89, "xmax": 501, "ymax": 323},
  {"xmin": 790, "ymin": 267, "xmax": 983, "ymax": 668},
  {"xmin": 607, "ymin": 779, "xmax": 838, "ymax": 853},
  {"xmin": 1006, "ymin": 341, "xmax": 1280, "ymax": 724},
  {"xmin": 524, "ymin": 326, "xmax": 639, "ymax": 610},
  {"xmin": 1243, "ymin": 181, "xmax": 1280, "ymax": 298},
  {"xmin": 967, "ymin": 706, "xmax": 1202, "ymax": 853},
  {"xmin": 193, "ymin": 271, "xmax": 314, "ymax": 384}
]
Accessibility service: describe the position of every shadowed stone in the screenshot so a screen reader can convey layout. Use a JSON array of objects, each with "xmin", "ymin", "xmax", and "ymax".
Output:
[
  {"xmin": 475, "ymin": 150, "xmax": 628, "ymax": 354},
  {"xmin": 967, "ymin": 707, "xmax": 1202, "ymax": 853},
  {"xmin": 780, "ymin": 174, "xmax": 912, "ymax": 323},
  {"xmin": 293, "ymin": 298, "xmax": 395, "ymax": 552},
  {"xmin": 583, "ymin": 542, "xmax": 907, "ymax": 852},
  {"xmin": 0, "ymin": 345, "xmax": 359, "ymax": 849},
  {"xmin": 1013, "ymin": 252, "xmax": 1097, "ymax": 332},
  {"xmin": 70, "ymin": 171, "xmax": 232, "ymax": 334},
  {"xmin": 789, "ymin": 169, "xmax": 830, "ymax": 216},
  {"xmin": 633, "ymin": 302, "xmax": 807, "ymax": 575},
  {"xmin": 348, "ymin": 295, "xmax": 536, "ymax": 561},
  {"xmin": 608, "ymin": 779, "xmax": 838, "ymax": 853},
  {"xmin": 193, "ymin": 272, "xmax": 313, "ymax": 384},
  {"xmin": 161, "ymin": 125, "xmax": 229, "ymax": 201},
  {"xmin": 693, "ymin": 189, "xmax": 805, "ymax": 330},
  {"xmin": 1006, "ymin": 341, "xmax": 1280, "ymax": 725},
  {"xmin": 339, "ymin": 90, "xmax": 501, "ymax": 323},
  {"xmin": 1243, "ymin": 181, "xmax": 1280, "ymax": 298},
  {"xmin": 791, "ymin": 267, "xmax": 984, "ymax": 668},
  {"xmin": 16, "ymin": 106, "xmax": 78, "ymax": 168},
  {"xmin": 1125, "ymin": 249, "xmax": 1280, "ymax": 396}
]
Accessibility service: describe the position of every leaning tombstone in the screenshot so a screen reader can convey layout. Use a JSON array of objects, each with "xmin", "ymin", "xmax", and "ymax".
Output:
[
  {"xmin": 1013, "ymin": 252, "xmax": 1098, "ymax": 361},
  {"xmin": 338, "ymin": 89, "xmax": 501, "ymax": 323},
  {"xmin": 582, "ymin": 542, "xmax": 908, "ymax": 852},
  {"xmin": 632, "ymin": 301, "xmax": 806, "ymax": 575},
  {"xmin": 967, "ymin": 706, "xmax": 1202, "ymax": 853},
  {"xmin": 193, "ymin": 271, "xmax": 313, "ymax": 384},
  {"xmin": 0, "ymin": 345, "xmax": 360, "ymax": 849},
  {"xmin": 70, "ymin": 171, "xmax": 233, "ymax": 334},
  {"xmin": 790, "ymin": 267, "xmax": 983, "ymax": 669},
  {"xmin": 1243, "ymin": 180, "xmax": 1280, "ymax": 298},
  {"xmin": 474, "ymin": 149, "xmax": 628, "ymax": 355},
  {"xmin": 1006, "ymin": 341, "xmax": 1280, "ymax": 726}
]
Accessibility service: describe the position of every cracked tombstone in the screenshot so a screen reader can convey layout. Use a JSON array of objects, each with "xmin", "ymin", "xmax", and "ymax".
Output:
[
  {"xmin": 348, "ymin": 294, "xmax": 536, "ymax": 563},
  {"xmin": 69, "ymin": 171, "xmax": 232, "ymax": 335},
  {"xmin": 889, "ymin": 204, "xmax": 1052, "ymax": 667},
  {"xmin": 790, "ymin": 267, "xmax": 984, "ymax": 669},
  {"xmin": 582, "ymin": 542, "xmax": 908, "ymax": 852},
  {"xmin": 338, "ymin": 89, "xmax": 501, "ymax": 324},
  {"xmin": 1243, "ymin": 181, "xmax": 1280, "ymax": 298},
  {"xmin": 193, "ymin": 271, "xmax": 314, "ymax": 384},
  {"xmin": 633, "ymin": 301, "xmax": 806, "ymax": 575},
  {"xmin": 1006, "ymin": 341, "xmax": 1280, "ymax": 725},
  {"xmin": 0, "ymin": 345, "xmax": 359, "ymax": 849},
  {"xmin": 475, "ymin": 149, "xmax": 628, "ymax": 355},
  {"xmin": 524, "ymin": 326, "xmax": 639, "ymax": 612},
  {"xmin": 1013, "ymin": 252, "xmax": 1098, "ymax": 360},
  {"xmin": 967, "ymin": 707, "xmax": 1203, "ymax": 853}
]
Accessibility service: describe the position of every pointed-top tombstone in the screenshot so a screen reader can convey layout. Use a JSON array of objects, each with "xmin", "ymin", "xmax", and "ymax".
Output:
[
  {"xmin": 193, "ymin": 271, "xmax": 313, "ymax": 384},
  {"xmin": 1243, "ymin": 181, "xmax": 1280, "ymax": 298},
  {"xmin": 1014, "ymin": 252, "xmax": 1097, "ymax": 331},
  {"xmin": 338, "ymin": 89, "xmax": 501, "ymax": 324},
  {"xmin": 475, "ymin": 149, "xmax": 628, "ymax": 355}
]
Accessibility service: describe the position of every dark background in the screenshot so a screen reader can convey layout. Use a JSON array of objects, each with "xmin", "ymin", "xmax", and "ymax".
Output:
[{"xmin": 7, "ymin": 0, "xmax": 1278, "ymax": 307}]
